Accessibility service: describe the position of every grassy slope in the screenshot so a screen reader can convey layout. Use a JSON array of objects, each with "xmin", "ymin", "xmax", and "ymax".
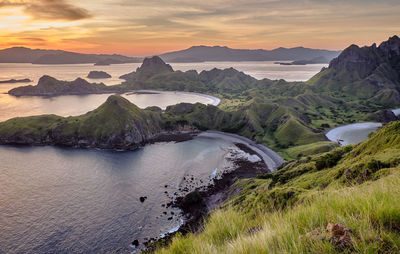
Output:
[
  {"xmin": 156, "ymin": 121, "xmax": 400, "ymax": 253},
  {"xmin": 0, "ymin": 95, "xmax": 163, "ymax": 145}
]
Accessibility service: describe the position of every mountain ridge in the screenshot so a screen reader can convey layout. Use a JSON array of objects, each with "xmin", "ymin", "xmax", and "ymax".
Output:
[
  {"xmin": 160, "ymin": 45, "xmax": 341, "ymax": 62},
  {"xmin": 0, "ymin": 47, "xmax": 141, "ymax": 64}
]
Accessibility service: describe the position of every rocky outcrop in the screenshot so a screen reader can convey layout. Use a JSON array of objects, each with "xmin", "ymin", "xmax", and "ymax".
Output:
[
  {"xmin": 304, "ymin": 223, "xmax": 353, "ymax": 250},
  {"xmin": 87, "ymin": 71, "xmax": 111, "ymax": 79},
  {"xmin": 365, "ymin": 109, "xmax": 399, "ymax": 123},
  {"xmin": 8, "ymin": 75, "xmax": 117, "ymax": 96},
  {"xmin": 119, "ymin": 56, "xmax": 173, "ymax": 80}
]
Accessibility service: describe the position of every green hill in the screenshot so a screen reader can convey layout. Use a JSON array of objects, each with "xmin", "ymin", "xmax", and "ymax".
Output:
[
  {"xmin": 309, "ymin": 35, "xmax": 400, "ymax": 107},
  {"xmin": 0, "ymin": 95, "xmax": 163, "ymax": 149},
  {"xmin": 155, "ymin": 121, "xmax": 400, "ymax": 253}
]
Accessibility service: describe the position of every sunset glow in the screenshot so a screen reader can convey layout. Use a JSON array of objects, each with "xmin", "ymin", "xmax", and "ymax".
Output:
[{"xmin": 0, "ymin": 0, "xmax": 399, "ymax": 55}]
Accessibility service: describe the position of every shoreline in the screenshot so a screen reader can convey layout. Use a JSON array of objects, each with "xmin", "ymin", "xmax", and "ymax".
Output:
[
  {"xmin": 131, "ymin": 89, "xmax": 221, "ymax": 107},
  {"xmin": 325, "ymin": 122, "xmax": 382, "ymax": 146},
  {"xmin": 199, "ymin": 131, "xmax": 284, "ymax": 171},
  {"xmin": 140, "ymin": 132, "xmax": 284, "ymax": 252}
]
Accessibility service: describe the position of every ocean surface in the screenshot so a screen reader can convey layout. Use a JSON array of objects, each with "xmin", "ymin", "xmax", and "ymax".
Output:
[
  {"xmin": 326, "ymin": 122, "xmax": 383, "ymax": 146},
  {"xmin": 0, "ymin": 136, "xmax": 238, "ymax": 253},
  {"xmin": 0, "ymin": 61, "xmax": 324, "ymax": 253}
]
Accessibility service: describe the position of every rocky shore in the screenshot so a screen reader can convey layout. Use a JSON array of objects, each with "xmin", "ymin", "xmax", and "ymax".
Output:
[{"xmin": 139, "ymin": 139, "xmax": 284, "ymax": 252}]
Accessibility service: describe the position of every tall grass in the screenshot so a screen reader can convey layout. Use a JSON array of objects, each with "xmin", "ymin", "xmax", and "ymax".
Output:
[{"xmin": 157, "ymin": 170, "xmax": 400, "ymax": 253}]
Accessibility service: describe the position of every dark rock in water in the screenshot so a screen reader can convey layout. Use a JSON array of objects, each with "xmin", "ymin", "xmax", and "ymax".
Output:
[
  {"xmin": 139, "ymin": 196, "xmax": 147, "ymax": 203},
  {"xmin": 167, "ymin": 217, "xmax": 173, "ymax": 220},
  {"xmin": 0, "ymin": 78, "xmax": 32, "ymax": 84},
  {"xmin": 132, "ymin": 239, "xmax": 139, "ymax": 247},
  {"xmin": 365, "ymin": 109, "xmax": 399, "ymax": 123},
  {"xmin": 87, "ymin": 71, "xmax": 111, "ymax": 79}
]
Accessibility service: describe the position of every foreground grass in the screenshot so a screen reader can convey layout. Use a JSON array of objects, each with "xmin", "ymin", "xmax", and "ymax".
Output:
[{"xmin": 155, "ymin": 122, "xmax": 400, "ymax": 254}]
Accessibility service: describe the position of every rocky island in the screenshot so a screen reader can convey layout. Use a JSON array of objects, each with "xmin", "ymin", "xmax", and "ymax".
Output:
[
  {"xmin": 8, "ymin": 75, "xmax": 118, "ymax": 96},
  {"xmin": 87, "ymin": 71, "xmax": 112, "ymax": 79},
  {"xmin": 0, "ymin": 78, "xmax": 32, "ymax": 84}
]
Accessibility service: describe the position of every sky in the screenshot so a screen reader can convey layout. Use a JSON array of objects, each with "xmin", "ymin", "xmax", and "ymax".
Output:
[{"xmin": 0, "ymin": 0, "xmax": 399, "ymax": 56}]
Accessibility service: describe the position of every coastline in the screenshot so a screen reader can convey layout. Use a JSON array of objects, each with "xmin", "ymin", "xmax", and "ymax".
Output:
[
  {"xmin": 199, "ymin": 131, "xmax": 284, "ymax": 171},
  {"xmin": 132, "ymin": 89, "xmax": 221, "ymax": 107},
  {"xmin": 325, "ymin": 122, "xmax": 382, "ymax": 146},
  {"xmin": 140, "ymin": 131, "xmax": 284, "ymax": 252}
]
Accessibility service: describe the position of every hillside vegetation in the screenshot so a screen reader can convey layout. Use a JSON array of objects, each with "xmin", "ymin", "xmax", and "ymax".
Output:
[
  {"xmin": 155, "ymin": 121, "xmax": 400, "ymax": 254},
  {"xmin": 0, "ymin": 96, "xmax": 163, "ymax": 149}
]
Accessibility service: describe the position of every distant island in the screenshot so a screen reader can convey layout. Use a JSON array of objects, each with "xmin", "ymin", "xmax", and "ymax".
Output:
[
  {"xmin": 94, "ymin": 58, "xmax": 129, "ymax": 66},
  {"xmin": 160, "ymin": 45, "xmax": 340, "ymax": 63},
  {"xmin": 8, "ymin": 75, "xmax": 117, "ymax": 96},
  {"xmin": 0, "ymin": 47, "xmax": 142, "ymax": 65},
  {"xmin": 274, "ymin": 56, "xmax": 330, "ymax": 65},
  {"xmin": 0, "ymin": 45, "xmax": 340, "ymax": 64},
  {"xmin": 0, "ymin": 78, "xmax": 32, "ymax": 84},
  {"xmin": 87, "ymin": 71, "xmax": 111, "ymax": 79}
]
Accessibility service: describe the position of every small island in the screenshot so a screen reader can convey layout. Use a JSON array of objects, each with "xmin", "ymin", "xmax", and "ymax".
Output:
[
  {"xmin": 274, "ymin": 56, "xmax": 329, "ymax": 65},
  {"xmin": 0, "ymin": 78, "xmax": 32, "ymax": 84},
  {"xmin": 8, "ymin": 75, "xmax": 117, "ymax": 96},
  {"xmin": 87, "ymin": 71, "xmax": 112, "ymax": 79}
]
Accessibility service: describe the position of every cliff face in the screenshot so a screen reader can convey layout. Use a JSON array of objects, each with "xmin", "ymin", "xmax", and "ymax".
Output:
[
  {"xmin": 309, "ymin": 36, "xmax": 400, "ymax": 107},
  {"xmin": 8, "ymin": 75, "xmax": 116, "ymax": 96},
  {"xmin": 0, "ymin": 96, "xmax": 164, "ymax": 149}
]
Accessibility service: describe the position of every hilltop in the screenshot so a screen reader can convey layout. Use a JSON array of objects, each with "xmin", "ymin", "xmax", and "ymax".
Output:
[{"xmin": 160, "ymin": 45, "xmax": 340, "ymax": 63}]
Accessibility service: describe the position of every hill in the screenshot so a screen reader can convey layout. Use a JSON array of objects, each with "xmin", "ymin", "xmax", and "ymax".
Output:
[
  {"xmin": 155, "ymin": 120, "xmax": 400, "ymax": 253},
  {"xmin": 160, "ymin": 45, "xmax": 340, "ymax": 63},
  {"xmin": 119, "ymin": 56, "xmax": 260, "ymax": 94},
  {"xmin": 309, "ymin": 35, "xmax": 400, "ymax": 107},
  {"xmin": 0, "ymin": 95, "xmax": 164, "ymax": 149},
  {"xmin": 0, "ymin": 47, "xmax": 141, "ymax": 64}
]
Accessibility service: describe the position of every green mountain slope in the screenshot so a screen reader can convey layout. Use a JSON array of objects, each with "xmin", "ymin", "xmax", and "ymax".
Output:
[
  {"xmin": 0, "ymin": 95, "xmax": 163, "ymax": 149},
  {"xmin": 156, "ymin": 121, "xmax": 400, "ymax": 254},
  {"xmin": 309, "ymin": 35, "xmax": 400, "ymax": 107}
]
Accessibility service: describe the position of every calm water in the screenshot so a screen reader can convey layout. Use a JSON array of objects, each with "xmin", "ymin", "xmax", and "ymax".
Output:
[
  {"xmin": 0, "ymin": 136, "xmax": 237, "ymax": 254},
  {"xmin": 326, "ymin": 122, "xmax": 382, "ymax": 146}
]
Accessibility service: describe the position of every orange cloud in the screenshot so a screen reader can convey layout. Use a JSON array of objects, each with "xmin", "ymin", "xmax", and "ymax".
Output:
[{"xmin": 0, "ymin": 0, "xmax": 91, "ymax": 21}]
